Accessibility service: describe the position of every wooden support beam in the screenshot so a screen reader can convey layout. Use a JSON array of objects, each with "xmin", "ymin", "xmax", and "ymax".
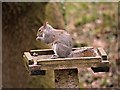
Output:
[
  {"xmin": 97, "ymin": 48, "xmax": 107, "ymax": 61},
  {"xmin": 24, "ymin": 52, "xmax": 34, "ymax": 65},
  {"xmin": 35, "ymin": 57, "xmax": 101, "ymax": 70},
  {"xmin": 24, "ymin": 52, "xmax": 33, "ymax": 60}
]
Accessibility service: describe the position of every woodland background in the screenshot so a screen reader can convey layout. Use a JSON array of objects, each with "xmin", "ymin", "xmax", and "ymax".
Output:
[{"xmin": 2, "ymin": 2, "xmax": 119, "ymax": 88}]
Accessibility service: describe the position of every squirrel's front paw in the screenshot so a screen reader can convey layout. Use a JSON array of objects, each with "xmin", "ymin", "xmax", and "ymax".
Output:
[
  {"xmin": 50, "ymin": 54, "xmax": 58, "ymax": 59},
  {"xmin": 36, "ymin": 36, "xmax": 43, "ymax": 41},
  {"xmin": 36, "ymin": 37, "xmax": 40, "ymax": 40}
]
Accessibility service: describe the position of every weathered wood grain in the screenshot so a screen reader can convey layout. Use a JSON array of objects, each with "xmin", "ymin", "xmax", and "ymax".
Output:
[
  {"xmin": 23, "ymin": 47, "xmax": 109, "ymax": 72},
  {"xmin": 97, "ymin": 48, "xmax": 107, "ymax": 61}
]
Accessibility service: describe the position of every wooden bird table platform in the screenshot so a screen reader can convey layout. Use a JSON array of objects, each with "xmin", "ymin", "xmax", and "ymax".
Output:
[{"xmin": 23, "ymin": 47, "xmax": 109, "ymax": 88}]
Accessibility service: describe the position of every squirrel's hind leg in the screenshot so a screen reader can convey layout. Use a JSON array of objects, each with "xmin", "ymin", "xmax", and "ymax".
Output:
[{"xmin": 53, "ymin": 42, "xmax": 72, "ymax": 58}]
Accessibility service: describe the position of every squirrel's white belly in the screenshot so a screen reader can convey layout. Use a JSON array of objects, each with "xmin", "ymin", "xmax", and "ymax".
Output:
[{"xmin": 53, "ymin": 43, "xmax": 58, "ymax": 56}]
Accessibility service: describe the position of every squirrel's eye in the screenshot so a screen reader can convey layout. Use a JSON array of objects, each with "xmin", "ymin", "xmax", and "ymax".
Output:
[{"xmin": 39, "ymin": 29, "xmax": 41, "ymax": 32}]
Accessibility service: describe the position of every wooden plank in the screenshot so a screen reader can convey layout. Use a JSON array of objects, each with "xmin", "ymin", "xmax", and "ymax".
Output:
[
  {"xmin": 29, "ymin": 57, "xmax": 103, "ymax": 70},
  {"xmin": 30, "ymin": 49, "xmax": 54, "ymax": 55},
  {"xmin": 98, "ymin": 48, "xmax": 107, "ymax": 56},
  {"xmin": 24, "ymin": 52, "xmax": 35, "ymax": 65},
  {"xmin": 37, "ymin": 56, "xmax": 101, "ymax": 61},
  {"xmin": 30, "ymin": 47, "xmax": 94, "ymax": 55},
  {"xmin": 29, "ymin": 64, "xmax": 41, "ymax": 71},
  {"xmin": 97, "ymin": 48, "xmax": 107, "ymax": 60},
  {"xmin": 30, "ymin": 49, "xmax": 53, "ymax": 52},
  {"xmin": 29, "ymin": 59, "xmax": 109, "ymax": 73},
  {"xmin": 29, "ymin": 61, "xmax": 108, "ymax": 71},
  {"xmin": 30, "ymin": 56, "xmax": 103, "ymax": 70},
  {"xmin": 28, "ymin": 58, "xmax": 109, "ymax": 74},
  {"xmin": 101, "ymin": 60, "xmax": 109, "ymax": 63},
  {"xmin": 24, "ymin": 52, "xmax": 33, "ymax": 60}
]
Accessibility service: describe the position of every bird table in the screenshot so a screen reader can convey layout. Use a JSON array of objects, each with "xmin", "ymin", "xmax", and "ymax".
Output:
[{"xmin": 23, "ymin": 47, "xmax": 109, "ymax": 88}]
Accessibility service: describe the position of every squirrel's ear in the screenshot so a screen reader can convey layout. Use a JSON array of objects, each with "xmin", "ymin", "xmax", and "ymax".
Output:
[{"xmin": 43, "ymin": 21, "xmax": 48, "ymax": 28}]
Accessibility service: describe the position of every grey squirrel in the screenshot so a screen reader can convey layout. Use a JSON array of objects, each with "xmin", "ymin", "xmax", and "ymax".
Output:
[
  {"xmin": 36, "ymin": 22, "xmax": 96, "ymax": 58},
  {"xmin": 36, "ymin": 22, "xmax": 73, "ymax": 58}
]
